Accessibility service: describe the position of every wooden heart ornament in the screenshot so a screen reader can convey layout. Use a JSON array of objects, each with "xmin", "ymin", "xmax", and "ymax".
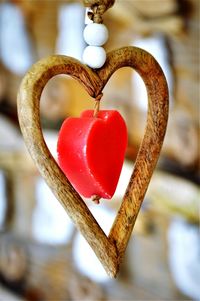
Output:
[{"xmin": 17, "ymin": 47, "xmax": 168, "ymax": 277}]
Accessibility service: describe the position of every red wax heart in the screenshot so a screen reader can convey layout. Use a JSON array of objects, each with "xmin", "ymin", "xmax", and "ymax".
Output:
[{"xmin": 57, "ymin": 110, "xmax": 127, "ymax": 199}]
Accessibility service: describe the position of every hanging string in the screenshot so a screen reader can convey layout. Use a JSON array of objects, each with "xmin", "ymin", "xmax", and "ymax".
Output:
[
  {"xmin": 93, "ymin": 92, "xmax": 103, "ymax": 117},
  {"xmin": 83, "ymin": 0, "xmax": 113, "ymax": 204},
  {"xmin": 83, "ymin": 0, "xmax": 115, "ymax": 23},
  {"xmin": 92, "ymin": 92, "xmax": 103, "ymax": 204}
]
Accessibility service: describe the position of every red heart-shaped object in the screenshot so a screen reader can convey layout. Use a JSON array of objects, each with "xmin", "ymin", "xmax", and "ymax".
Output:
[{"xmin": 57, "ymin": 110, "xmax": 127, "ymax": 199}]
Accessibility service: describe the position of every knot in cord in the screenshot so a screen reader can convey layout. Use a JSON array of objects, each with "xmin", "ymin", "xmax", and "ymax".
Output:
[{"xmin": 83, "ymin": 0, "xmax": 115, "ymax": 23}]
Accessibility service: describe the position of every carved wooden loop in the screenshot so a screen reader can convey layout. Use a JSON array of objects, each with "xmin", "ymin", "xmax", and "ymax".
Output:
[{"xmin": 17, "ymin": 46, "xmax": 168, "ymax": 277}]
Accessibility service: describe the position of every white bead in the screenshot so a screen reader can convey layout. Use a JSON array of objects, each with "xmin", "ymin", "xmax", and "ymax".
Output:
[
  {"xmin": 83, "ymin": 23, "xmax": 109, "ymax": 46},
  {"xmin": 82, "ymin": 46, "xmax": 106, "ymax": 69}
]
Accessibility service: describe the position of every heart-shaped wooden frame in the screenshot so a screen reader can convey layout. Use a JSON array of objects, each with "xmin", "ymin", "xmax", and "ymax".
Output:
[{"xmin": 17, "ymin": 47, "xmax": 168, "ymax": 277}]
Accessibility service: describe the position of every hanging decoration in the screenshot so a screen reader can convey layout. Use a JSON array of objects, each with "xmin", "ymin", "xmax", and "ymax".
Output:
[{"xmin": 17, "ymin": 0, "xmax": 168, "ymax": 277}]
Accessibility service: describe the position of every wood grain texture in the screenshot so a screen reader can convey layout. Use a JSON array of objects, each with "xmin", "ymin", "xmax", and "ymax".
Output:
[
  {"xmin": 17, "ymin": 46, "xmax": 168, "ymax": 277},
  {"xmin": 97, "ymin": 47, "xmax": 169, "ymax": 259}
]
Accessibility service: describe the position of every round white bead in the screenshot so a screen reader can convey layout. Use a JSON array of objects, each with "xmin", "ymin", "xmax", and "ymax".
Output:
[
  {"xmin": 83, "ymin": 23, "xmax": 109, "ymax": 46},
  {"xmin": 83, "ymin": 46, "xmax": 106, "ymax": 69}
]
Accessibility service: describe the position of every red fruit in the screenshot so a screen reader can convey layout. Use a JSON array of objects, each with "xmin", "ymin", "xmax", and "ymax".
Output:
[{"xmin": 57, "ymin": 110, "xmax": 127, "ymax": 199}]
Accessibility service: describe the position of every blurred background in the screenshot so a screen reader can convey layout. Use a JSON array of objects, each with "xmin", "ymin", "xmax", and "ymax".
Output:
[{"xmin": 0, "ymin": 0, "xmax": 199, "ymax": 300}]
